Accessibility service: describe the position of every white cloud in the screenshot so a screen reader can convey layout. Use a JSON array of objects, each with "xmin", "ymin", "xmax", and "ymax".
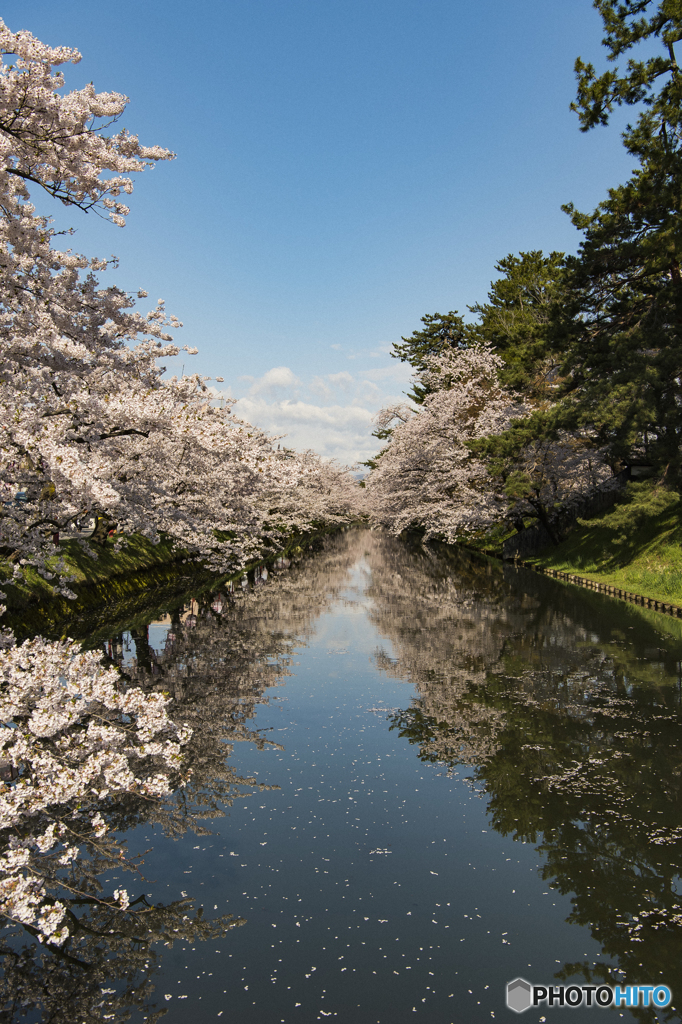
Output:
[
  {"xmin": 308, "ymin": 370, "xmax": 363, "ymax": 401},
  {"xmin": 248, "ymin": 366, "xmax": 300, "ymax": 396},
  {"xmin": 238, "ymin": 397, "xmax": 372, "ymax": 428},
  {"xmin": 227, "ymin": 358, "xmax": 414, "ymax": 465},
  {"xmin": 309, "ymin": 376, "xmax": 332, "ymax": 400},
  {"xmin": 234, "ymin": 396, "xmax": 374, "ymax": 463},
  {"xmin": 327, "ymin": 371, "xmax": 354, "ymax": 390}
]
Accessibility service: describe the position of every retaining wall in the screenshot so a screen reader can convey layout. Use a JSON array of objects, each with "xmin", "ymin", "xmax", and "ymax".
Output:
[{"xmin": 515, "ymin": 559, "xmax": 682, "ymax": 618}]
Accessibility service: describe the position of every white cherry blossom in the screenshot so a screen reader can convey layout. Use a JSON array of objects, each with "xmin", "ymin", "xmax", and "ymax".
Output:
[
  {"xmin": 0, "ymin": 631, "xmax": 192, "ymax": 944},
  {"xmin": 0, "ymin": 18, "xmax": 361, "ymax": 593}
]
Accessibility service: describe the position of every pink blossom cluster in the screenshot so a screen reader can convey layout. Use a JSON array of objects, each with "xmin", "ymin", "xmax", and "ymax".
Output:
[
  {"xmin": 0, "ymin": 22, "xmax": 173, "ymax": 224},
  {"xmin": 366, "ymin": 344, "xmax": 610, "ymax": 540},
  {"xmin": 0, "ymin": 628, "xmax": 192, "ymax": 945},
  {"xmin": 366, "ymin": 345, "xmax": 520, "ymax": 540}
]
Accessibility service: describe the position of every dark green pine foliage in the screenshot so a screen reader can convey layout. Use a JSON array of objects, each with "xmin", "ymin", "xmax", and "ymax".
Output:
[
  {"xmin": 390, "ymin": 252, "xmax": 565, "ymax": 405},
  {"xmin": 461, "ymin": 252, "xmax": 570, "ymax": 533},
  {"xmin": 391, "ymin": 311, "xmax": 470, "ymax": 404},
  {"xmin": 468, "ymin": 250, "xmax": 566, "ymax": 400},
  {"xmin": 387, "ymin": 254, "xmax": 567, "ymax": 515},
  {"xmin": 553, "ymin": 0, "xmax": 682, "ymax": 476},
  {"xmin": 365, "ymin": 310, "xmax": 469, "ymax": 467}
]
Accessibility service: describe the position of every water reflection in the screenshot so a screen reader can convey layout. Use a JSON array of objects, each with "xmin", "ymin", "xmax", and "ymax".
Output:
[
  {"xmin": 364, "ymin": 532, "xmax": 682, "ymax": 1013},
  {"xmin": 6, "ymin": 527, "xmax": 682, "ymax": 1019},
  {"xmin": 0, "ymin": 899, "xmax": 241, "ymax": 1024},
  {"xmin": 1, "ymin": 532, "xmax": 362, "ymax": 1022},
  {"xmin": 117, "ymin": 540, "xmax": 363, "ymax": 837}
]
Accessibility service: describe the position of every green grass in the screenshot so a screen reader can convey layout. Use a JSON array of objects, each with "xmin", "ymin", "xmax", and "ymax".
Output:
[
  {"xmin": 2, "ymin": 524, "xmax": 351, "ymax": 638},
  {"xmin": 528, "ymin": 481, "xmax": 682, "ymax": 605},
  {"xmin": 1, "ymin": 533, "xmax": 187, "ymax": 611},
  {"xmin": 56, "ymin": 533, "xmax": 182, "ymax": 584}
]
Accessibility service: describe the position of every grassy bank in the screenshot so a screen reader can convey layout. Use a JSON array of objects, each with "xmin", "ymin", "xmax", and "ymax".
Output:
[
  {"xmin": 526, "ymin": 480, "xmax": 682, "ymax": 605},
  {"xmin": 2, "ymin": 534, "xmax": 188, "ymax": 611},
  {"xmin": 2, "ymin": 526, "xmax": 349, "ymax": 639}
]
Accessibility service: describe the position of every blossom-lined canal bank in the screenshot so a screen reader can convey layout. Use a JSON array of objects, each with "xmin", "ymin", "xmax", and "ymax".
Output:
[{"xmin": 5, "ymin": 528, "xmax": 682, "ymax": 1022}]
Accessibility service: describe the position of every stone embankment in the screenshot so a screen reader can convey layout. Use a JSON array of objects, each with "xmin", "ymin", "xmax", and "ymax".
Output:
[{"xmin": 514, "ymin": 558, "xmax": 682, "ymax": 618}]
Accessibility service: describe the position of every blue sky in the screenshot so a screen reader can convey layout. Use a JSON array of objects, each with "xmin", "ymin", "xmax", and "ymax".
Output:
[{"xmin": 8, "ymin": 1, "xmax": 638, "ymax": 464}]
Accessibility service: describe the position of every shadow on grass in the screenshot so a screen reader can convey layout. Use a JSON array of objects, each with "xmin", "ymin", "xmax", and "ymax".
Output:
[{"xmin": 530, "ymin": 482, "xmax": 682, "ymax": 603}]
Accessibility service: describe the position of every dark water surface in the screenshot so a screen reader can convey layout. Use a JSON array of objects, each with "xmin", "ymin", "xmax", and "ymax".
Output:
[{"xmin": 9, "ymin": 529, "xmax": 682, "ymax": 1022}]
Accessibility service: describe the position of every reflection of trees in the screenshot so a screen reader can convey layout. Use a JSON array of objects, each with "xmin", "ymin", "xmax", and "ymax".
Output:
[
  {"xmin": 365, "ymin": 532, "xmax": 682, "ymax": 1019},
  {"xmin": 1, "ymin": 530, "xmax": 364, "ymax": 1022},
  {"xmin": 364, "ymin": 532, "xmax": 514, "ymax": 765},
  {"xmin": 481, "ymin": 678, "xmax": 682, "ymax": 1023},
  {"xmin": 119, "ymin": 530, "xmax": 366, "ymax": 830},
  {"xmin": 0, "ymin": 698, "xmax": 245, "ymax": 1024},
  {"xmin": 0, "ymin": 898, "xmax": 242, "ymax": 1024}
]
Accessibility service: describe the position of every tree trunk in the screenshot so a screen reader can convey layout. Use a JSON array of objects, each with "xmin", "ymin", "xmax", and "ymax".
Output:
[{"xmin": 528, "ymin": 499, "xmax": 560, "ymax": 546}]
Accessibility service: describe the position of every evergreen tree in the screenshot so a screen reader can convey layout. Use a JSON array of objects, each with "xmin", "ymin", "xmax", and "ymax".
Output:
[
  {"xmin": 384, "ymin": 255, "xmax": 568, "ymax": 519},
  {"xmin": 468, "ymin": 250, "xmax": 566, "ymax": 400},
  {"xmin": 478, "ymin": 1, "xmax": 682, "ymax": 504},
  {"xmin": 391, "ymin": 311, "xmax": 469, "ymax": 404},
  {"xmin": 391, "ymin": 252, "xmax": 566, "ymax": 406},
  {"xmin": 553, "ymin": 0, "xmax": 682, "ymax": 477},
  {"xmin": 365, "ymin": 310, "xmax": 469, "ymax": 467}
]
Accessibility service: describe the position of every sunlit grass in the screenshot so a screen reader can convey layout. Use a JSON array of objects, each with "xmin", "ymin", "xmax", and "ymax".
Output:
[
  {"xmin": 1, "ymin": 533, "xmax": 184, "ymax": 611},
  {"xmin": 529, "ymin": 481, "xmax": 682, "ymax": 605}
]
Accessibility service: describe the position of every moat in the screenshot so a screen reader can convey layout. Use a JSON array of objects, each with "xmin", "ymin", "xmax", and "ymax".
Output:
[{"xmin": 5, "ymin": 528, "xmax": 682, "ymax": 1022}]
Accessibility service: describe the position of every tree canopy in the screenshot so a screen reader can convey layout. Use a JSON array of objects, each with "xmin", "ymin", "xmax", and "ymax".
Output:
[
  {"xmin": 371, "ymin": 1, "xmax": 682, "ymax": 540},
  {"xmin": 468, "ymin": 250, "xmax": 566, "ymax": 400},
  {"xmin": 0, "ymin": 20, "xmax": 362, "ymax": 593},
  {"xmin": 551, "ymin": 0, "xmax": 682, "ymax": 476}
]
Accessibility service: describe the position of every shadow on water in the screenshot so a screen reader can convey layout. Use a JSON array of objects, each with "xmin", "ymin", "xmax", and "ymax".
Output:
[
  {"xmin": 4, "ymin": 528, "xmax": 682, "ymax": 1019},
  {"xmin": 368, "ymin": 534, "xmax": 682, "ymax": 1018}
]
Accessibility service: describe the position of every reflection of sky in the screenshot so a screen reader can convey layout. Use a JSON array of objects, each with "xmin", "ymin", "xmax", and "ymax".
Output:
[
  {"xmin": 121, "ymin": 540, "xmax": 617, "ymax": 1023},
  {"xmin": 116, "ymin": 632, "xmax": 135, "ymax": 668},
  {"xmin": 148, "ymin": 621, "xmax": 172, "ymax": 655},
  {"xmin": 117, "ymin": 624, "xmax": 171, "ymax": 665}
]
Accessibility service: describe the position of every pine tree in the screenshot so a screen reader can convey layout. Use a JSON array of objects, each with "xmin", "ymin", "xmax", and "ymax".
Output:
[
  {"xmin": 554, "ymin": 0, "xmax": 682, "ymax": 476},
  {"xmin": 468, "ymin": 250, "xmax": 566, "ymax": 400},
  {"xmin": 480, "ymin": 2, "xmax": 682, "ymax": 499},
  {"xmin": 391, "ymin": 311, "xmax": 470, "ymax": 404}
]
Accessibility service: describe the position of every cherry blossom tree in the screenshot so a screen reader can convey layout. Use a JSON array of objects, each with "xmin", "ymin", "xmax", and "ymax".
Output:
[
  {"xmin": 0, "ymin": 613, "xmax": 249, "ymax": 1020},
  {"xmin": 366, "ymin": 344, "xmax": 520, "ymax": 541},
  {"xmin": 0, "ymin": 624, "xmax": 193, "ymax": 947},
  {"xmin": 0, "ymin": 19, "xmax": 361, "ymax": 597},
  {"xmin": 366, "ymin": 341, "xmax": 610, "ymax": 543}
]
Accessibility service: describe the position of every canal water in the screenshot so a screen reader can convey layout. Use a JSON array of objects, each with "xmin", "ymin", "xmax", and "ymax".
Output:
[{"xmin": 6, "ymin": 528, "xmax": 682, "ymax": 1022}]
